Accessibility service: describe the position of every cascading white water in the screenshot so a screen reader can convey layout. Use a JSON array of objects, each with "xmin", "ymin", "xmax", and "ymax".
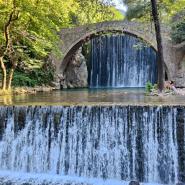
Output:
[
  {"xmin": 89, "ymin": 35, "xmax": 157, "ymax": 88},
  {"xmin": 0, "ymin": 106, "xmax": 184, "ymax": 184}
]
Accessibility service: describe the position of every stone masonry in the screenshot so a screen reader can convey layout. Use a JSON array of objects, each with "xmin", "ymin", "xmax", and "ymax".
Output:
[{"xmin": 54, "ymin": 20, "xmax": 185, "ymax": 87}]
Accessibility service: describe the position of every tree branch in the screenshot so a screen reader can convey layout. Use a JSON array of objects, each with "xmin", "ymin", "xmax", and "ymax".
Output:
[
  {"xmin": 4, "ymin": 11, "xmax": 14, "ymax": 50},
  {"xmin": 4, "ymin": 0, "xmax": 20, "ymax": 53}
]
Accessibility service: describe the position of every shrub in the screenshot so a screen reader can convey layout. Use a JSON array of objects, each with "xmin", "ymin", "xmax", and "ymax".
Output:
[
  {"xmin": 171, "ymin": 18, "xmax": 185, "ymax": 44},
  {"xmin": 12, "ymin": 61, "xmax": 55, "ymax": 87},
  {"xmin": 145, "ymin": 81, "xmax": 153, "ymax": 93},
  {"xmin": 12, "ymin": 72, "xmax": 37, "ymax": 87}
]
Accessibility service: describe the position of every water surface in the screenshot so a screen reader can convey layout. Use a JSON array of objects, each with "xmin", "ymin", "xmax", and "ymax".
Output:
[{"xmin": 0, "ymin": 88, "xmax": 185, "ymax": 106}]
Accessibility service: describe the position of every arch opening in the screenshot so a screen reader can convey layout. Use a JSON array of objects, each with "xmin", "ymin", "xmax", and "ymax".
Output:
[{"xmin": 61, "ymin": 31, "xmax": 168, "ymax": 89}]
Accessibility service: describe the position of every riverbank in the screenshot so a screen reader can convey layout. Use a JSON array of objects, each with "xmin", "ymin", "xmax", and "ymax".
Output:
[
  {"xmin": 13, "ymin": 86, "xmax": 57, "ymax": 94},
  {"xmin": 148, "ymin": 88, "xmax": 185, "ymax": 96},
  {"xmin": 0, "ymin": 86, "xmax": 58, "ymax": 96}
]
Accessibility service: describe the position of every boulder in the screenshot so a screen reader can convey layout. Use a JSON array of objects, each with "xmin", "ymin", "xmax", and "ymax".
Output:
[
  {"xmin": 129, "ymin": 180, "xmax": 140, "ymax": 185},
  {"xmin": 63, "ymin": 47, "xmax": 88, "ymax": 88}
]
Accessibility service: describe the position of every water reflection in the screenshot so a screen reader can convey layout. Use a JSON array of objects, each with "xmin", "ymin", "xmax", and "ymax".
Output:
[
  {"xmin": 1, "ymin": 95, "xmax": 13, "ymax": 105},
  {"xmin": 0, "ymin": 88, "xmax": 185, "ymax": 106}
]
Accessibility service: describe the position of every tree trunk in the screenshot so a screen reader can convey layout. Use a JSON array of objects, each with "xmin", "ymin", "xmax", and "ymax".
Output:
[
  {"xmin": 150, "ymin": 0, "xmax": 165, "ymax": 92},
  {"xmin": 7, "ymin": 62, "xmax": 17, "ymax": 90},
  {"xmin": 7, "ymin": 68, "xmax": 14, "ymax": 90},
  {"xmin": 0, "ymin": 57, "xmax": 7, "ymax": 90}
]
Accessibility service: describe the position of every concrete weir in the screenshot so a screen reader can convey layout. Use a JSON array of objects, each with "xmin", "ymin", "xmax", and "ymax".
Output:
[{"xmin": 0, "ymin": 105, "xmax": 184, "ymax": 185}]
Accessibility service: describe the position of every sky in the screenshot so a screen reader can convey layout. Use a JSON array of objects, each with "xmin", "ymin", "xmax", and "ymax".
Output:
[{"xmin": 113, "ymin": 0, "xmax": 127, "ymax": 12}]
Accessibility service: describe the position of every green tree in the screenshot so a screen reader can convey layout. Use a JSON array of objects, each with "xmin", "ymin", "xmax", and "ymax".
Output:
[
  {"xmin": 125, "ymin": 0, "xmax": 185, "ymax": 22},
  {"xmin": 72, "ymin": 0, "xmax": 123, "ymax": 25},
  {"xmin": 0, "ymin": 0, "xmax": 65, "ymax": 90},
  {"xmin": 0, "ymin": 0, "xmax": 123, "ymax": 90},
  {"xmin": 171, "ymin": 10, "xmax": 185, "ymax": 44}
]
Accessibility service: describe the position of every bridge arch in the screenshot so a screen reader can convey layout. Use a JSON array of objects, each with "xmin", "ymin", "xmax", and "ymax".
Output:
[
  {"xmin": 56, "ymin": 21, "xmax": 177, "ymax": 83},
  {"xmin": 60, "ymin": 21, "xmax": 159, "ymax": 72}
]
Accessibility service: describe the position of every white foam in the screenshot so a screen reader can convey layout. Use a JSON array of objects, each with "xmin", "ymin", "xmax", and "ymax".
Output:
[{"xmin": 0, "ymin": 170, "xmax": 163, "ymax": 185}]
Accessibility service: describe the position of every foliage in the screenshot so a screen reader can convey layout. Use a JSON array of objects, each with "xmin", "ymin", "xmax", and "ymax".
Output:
[
  {"xmin": 124, "ymin": 0, "xmax": 185, "ymax": 51},
  {"xmin": 12, "ymin": 72, "xmax": 37, "ymax": 87},
  {"xmin": 74, "ymin": 0, "xmax": 123, "ymax": 25},
  {"xmin": 12, "ymin": 60, "xmax": 55, "ymax": 87},
  {"xmin": 0, "ymin": 0, "xmax": 66, "ymax": 90},
  {"xmin": 126, "ymin": 0, "xmax": 151, "ymax": 22},
  {"xmin": 145, "ymin": 82, "xmax": 158, "ymax": 93},
  {"xmin": 145, "ymin": 81, "xmax": 154, "ymax": 93},
  {"xmin": 12, "ymin": 69, "xmax": 54, "ymax": 87},
  {"xmin": 153, "ymin": 83, "xmax": 158, "ymax": 90},
  {"xmin": 125, "ymin": 0, "xmax": 185, "ymax": 23},
  {"xmin": 0, "ymin": 0, "xmax": 65, "ymax": 57},
  {"xmin": 171, "ymin": 13, "xmax": 185, "ymax": 44},
  {"xmin": 0, "ymin": 0, "xmax": 124, "ymax": 89}
]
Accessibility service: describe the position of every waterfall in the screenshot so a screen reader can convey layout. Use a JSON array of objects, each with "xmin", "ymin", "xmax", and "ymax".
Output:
[
  {"xmin": 0, "ymin": 106, "xmax": 184, "ymax": 184},
  {"xmin": 89, "ymin": 35, "xmax": 157, "ymax": 88}
]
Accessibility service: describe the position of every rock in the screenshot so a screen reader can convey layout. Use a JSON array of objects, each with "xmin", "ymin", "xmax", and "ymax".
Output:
[
  {"xmin": 175, "ymin": 55, "xmax": 185, "ymax": 87},
  {"xmin": 129, "ymin": 181, "xmax": 140, "ymax": 185},
  {"xmin": 13, "ymin": 88, "xmax": 36, "ymax": 95},
  {"xmin": 50, "ymin": 81, "xmax": 60, "ymax": 89},
  {"xmin": 63, "ymin": 47, "xmax": 88, "ymax": 88},
  {"xmin": 13, "ymin": 85, "xmax": 56, "ymax": 95},
  {"xmin": 34, "ymin": 86, "xmax": 53, "ymax": 92}
]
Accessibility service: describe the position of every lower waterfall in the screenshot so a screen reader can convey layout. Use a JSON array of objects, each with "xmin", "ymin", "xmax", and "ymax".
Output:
[
  {"xmin": 0, "ymin": 106, "xmax": 184, "ymax": 184},
  {"xmin": 89, "ymin": 35, "xmax": 157, "ymax": 88}
]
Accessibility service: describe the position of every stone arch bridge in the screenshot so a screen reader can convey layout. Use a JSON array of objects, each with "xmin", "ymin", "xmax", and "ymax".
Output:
[{"xmin": 54, "ymin": 21, "xmax": 185, "ymax": 87}]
